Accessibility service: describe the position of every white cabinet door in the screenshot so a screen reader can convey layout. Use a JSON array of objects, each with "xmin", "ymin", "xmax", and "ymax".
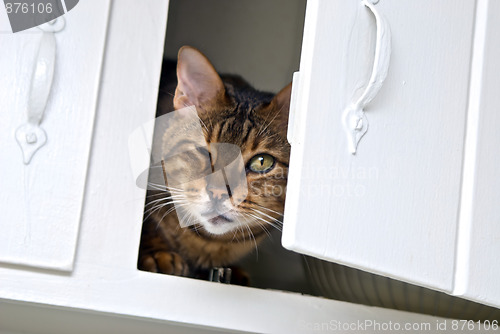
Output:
[
  {"xmin": 454, "ymin": 0, "xmax": 500, "ymax": 308},
  {"xmin": 0, "ymin": 0, "xmax": 110, "ymax": 271},
  {"xmin": 283, "ymin": 0, "xmax": 500, "ymax": 308}
]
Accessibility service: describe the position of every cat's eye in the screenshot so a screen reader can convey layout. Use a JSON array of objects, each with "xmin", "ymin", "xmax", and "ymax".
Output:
[{"xmin": 248, "ymin": 154, "xmax": 275, "ymax": 173}]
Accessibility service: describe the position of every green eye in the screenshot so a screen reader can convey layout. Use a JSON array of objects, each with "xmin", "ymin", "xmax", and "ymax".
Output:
[{"xmin": 248, "ymin": 154, "xmax": 275, "ymax": 173}]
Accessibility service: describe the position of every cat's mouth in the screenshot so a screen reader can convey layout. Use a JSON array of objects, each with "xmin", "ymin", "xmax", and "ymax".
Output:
[
  {"xmin": 207, "ymin": 215, "xmax": 233, "ymax": 225},
  {"xmin": 198, "ymin": 210, "xmax": 236, "ymax": 235},
  {"xmin": 201, "ymin": 210, "xmax": 233, "ymax": 225}
]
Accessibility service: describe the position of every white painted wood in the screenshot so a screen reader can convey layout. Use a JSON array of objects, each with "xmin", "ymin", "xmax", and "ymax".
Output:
[
  {"xmin": 0, "ymin": 4, "xmax": 11, "ymax": 32},
  {"xmin": 0, "ymin": 0, "xmax": 110, "ymax": 271},
  {"xmin": 454, "ymin": 0, "xmax": 500, "ymax": 307},
  {"xmin": 283, "ymin": 0, "xmax": 476, "ymax": 293},
  {"xmin": 0, "ymin": 1, "xmax": 468, "ymax": 333},
  {"xmin": 0, "ymin": 263, "xmax": 458, "ymax": 334},
  {"xmin": 0, "ymin": 300, "xmax": 247, "ymax": 334}
]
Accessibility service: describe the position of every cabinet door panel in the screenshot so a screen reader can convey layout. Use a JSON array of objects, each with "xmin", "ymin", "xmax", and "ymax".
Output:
[
  {"xmin": 455, "ymin": 0, "xmax": 500, "ymax": 307},
  {"xmin": 283, "ymin": 0, "xmax": 475, "ymax": 293},
  {"xmin": 0, "ymin": 0, "xmax": 111, "ymax": 271}
]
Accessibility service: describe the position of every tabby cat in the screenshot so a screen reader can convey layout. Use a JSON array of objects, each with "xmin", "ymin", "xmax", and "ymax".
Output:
[{"xmin": 138, "ymin": 46, "xmax": 291, "ymax": 282}]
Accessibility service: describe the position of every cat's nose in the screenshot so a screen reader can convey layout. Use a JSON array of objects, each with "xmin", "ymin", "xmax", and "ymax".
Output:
[{"xmin": 207, "ymin": 186, "xmax": 229, "ymax": 201}]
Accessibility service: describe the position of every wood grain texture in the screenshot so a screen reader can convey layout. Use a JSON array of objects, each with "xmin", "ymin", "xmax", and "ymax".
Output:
[
  {"xmin": 283, "ymin": 0, "xmax": 476, "ymax": 293},
  {"xmin": 0, "ymin": 0, "xmax": 111, "ymax": 270}
]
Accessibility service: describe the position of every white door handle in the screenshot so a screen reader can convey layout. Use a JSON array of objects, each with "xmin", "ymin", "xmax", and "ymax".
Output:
[
  {"xmin": 15, "ymin": 18, "xmax": 65, "ymax": 164},
  {"xmin": 343, "ymin": 0, "xmax": 391, "ymax": 154}
]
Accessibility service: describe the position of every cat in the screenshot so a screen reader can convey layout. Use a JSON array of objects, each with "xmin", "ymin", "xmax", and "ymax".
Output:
[{"xmin": 138, "ymin": 46, "xmax": 291, "ymax": 283}]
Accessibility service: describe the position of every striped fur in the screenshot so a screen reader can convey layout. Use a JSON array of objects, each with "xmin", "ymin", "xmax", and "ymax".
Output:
[{"xmin": 138, "ymin": 47, "xmax": 291, "ymax": 282}]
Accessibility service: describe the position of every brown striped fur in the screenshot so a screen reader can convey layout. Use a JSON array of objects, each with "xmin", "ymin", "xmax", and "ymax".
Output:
[{"xmin": 138, "ymin": 46, "xmax": 291, "ymax": 281}]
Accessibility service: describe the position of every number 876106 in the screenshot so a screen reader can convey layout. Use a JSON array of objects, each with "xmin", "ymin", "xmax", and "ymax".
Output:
[{"xmin": 5, "ymin": 2, "xmax": 53, "ymax": 14}]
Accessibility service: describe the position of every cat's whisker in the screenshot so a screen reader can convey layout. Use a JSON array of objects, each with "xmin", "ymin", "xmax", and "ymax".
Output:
[
  {"xmin": 155, "ymin": 207, "xmax": 177, "ymax": 229},
  {"xmin": 229, "ymin": 222, "xmax": 241, "ymax": 243},
  {"xmin": 230, "ymin": 226, "xmax": 239, "ymax": 243},
  {"xmin": 146, "ymin": 191, "xmax": 166, "ymax": 199},
  {"xmin": 193, "ymin": 111, "xmax": 209, "ymax": 133},
  {"xmin": 147, "ymin": 186, "xmax": 183, "ymax": 194},
  {"xmin": 243, "ymin": 223, "xmax": 258, "ymax": 257},
  {"xmin": 191, "ymin": 221, "xmax": 201, "ymax": 237},
  {"xmin": 236, "ymin": 223, "xmax": 245, "ymax": 245},
  {"xmin": 147, "ymin": 182, "xmax": 167, "ymax": 187},
  {"xmin": 144, "ymin": 202, "xmax": 169, "ymax": 216},
  {"xmin": 184, "ymin": 211, "xmax": 202, "ymax": 236},
  {"xmin": 144, "ymin": 199, "xmax": 186, "ymax": 216},
  {"xmin": 250, "ymin": 208, "xmax": 283, "ymax": 226},
  {"xmin": 145, "ymin": 191, "xmax": 182, "ymax": 200},
  {"xmin": 145, "ymin": 204, "xmax": 174, "ymax": 222},
  {"xmin": 158, "ymin": 189, "xmax": 184, "ymax": 195},
  {"xmin": 239, "ymin": 223, "xmax": 248, "ymax": 245},
  {"xmin": 144, "ymin": 204, "xmax": 176, "ymax": 219},
  {"xmin": 154, "ymin": 203, "xmax": 190, "ymax": 228},
  {"xmin": 178, "ymin": 103, "xmax": 208, "ymax": 135},
  {"xmin": 147, "ymin": 184, "xmax": 168, "ymax": 192},
  {"xmin": 144, "ymin": 200, "xmax": 188, "ymax": 222},
  {"xmin": 241, "ymin": 200, "xmax": 284, "ymax": 216},
  {"xmin": 240, "ymin": 212, "xmax": 272, "ymax": 239},
  {"xmin": 256, "ymin": 102, "xmax": 276, "ymax": 136},
  {"xmin": 145, "ymin": 195, "xmax": 185, "ymax": 207},
  {"xmin": 257, "ymin": 104, "xmax": 284, "ymax": 136},
  {"xmin": 245, "ymin": 212, "xmax": 282, "ymax": 232},
  {"xmin": 243, "ymin": 225, "xmax": 252, "ymax": 251},
  {"xmin": 146, "ymin": 187, "xmax": 183, "ymax": 196},
  {"xmin": 147, "ymin": 182, "xmax": 185, "ymax": 193},
  {"xmin": 250, "ymin": 202, "xmax": 284, "ymax": 217},
  {"xmin": 164, "ymin": 186, "xmax": 185, "ymax": 192},
  {"xmin": 257, "ymin": 223, "xmax": 272, "ymax": 238},
  {"xmin": 245, "ymin": 214, "xmax": 272, "ymax": 238}
]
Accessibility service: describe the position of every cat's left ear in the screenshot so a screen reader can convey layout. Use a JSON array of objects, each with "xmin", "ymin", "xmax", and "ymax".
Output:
[
  {"xmin": 268, "ymin": 82, "xmax": 292, "ymax": 134},
  {"xmin": 174, "ymin": 46, "xmax": 230, "ymax": 112}
]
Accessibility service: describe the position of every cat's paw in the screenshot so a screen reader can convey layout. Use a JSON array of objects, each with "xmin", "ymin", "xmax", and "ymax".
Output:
[{"xmin": 139, "ymin": 251, "xmax": 190, "ymax": 277}]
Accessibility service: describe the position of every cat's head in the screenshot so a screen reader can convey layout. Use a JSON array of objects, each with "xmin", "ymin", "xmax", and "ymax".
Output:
[{"xmin": 161, "ymin": 46, "xmax": 291, "ymax": 236}]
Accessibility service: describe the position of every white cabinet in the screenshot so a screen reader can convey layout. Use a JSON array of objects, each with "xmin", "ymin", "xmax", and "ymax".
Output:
[
  {"xmin": 0, "ymin": 0, "xmax": 110, "ymax": 270},
  {"xmin": 283, "ymin": 0, "xmax": 500, "ymax": 309},
  {"xmin": 1, "ymin": 0, "xmax": 498, "ymax": 333}
]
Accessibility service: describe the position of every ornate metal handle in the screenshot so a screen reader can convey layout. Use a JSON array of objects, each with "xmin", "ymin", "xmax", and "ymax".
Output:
[
  {"xmin": 343, "ymin": 0, "xmax": 391, "ymax": 154},
  {"xmin": 15, "ymin": 18, "xmax": 65, "ymax": 164}
]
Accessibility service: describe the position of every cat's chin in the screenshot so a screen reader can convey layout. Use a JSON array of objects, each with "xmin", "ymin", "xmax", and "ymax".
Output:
[{"xmin": 200, "ymin": 216, "xmax": 236, "ymax": 235}]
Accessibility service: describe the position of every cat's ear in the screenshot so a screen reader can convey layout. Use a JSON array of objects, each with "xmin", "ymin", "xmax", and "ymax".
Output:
[
  {"xmin": 268, "ymin": 82, "xmax": 292, "ymax": 133},
  {"xmin": 174, "ymin": 46, "xmax": 228, "ymax": 111}
]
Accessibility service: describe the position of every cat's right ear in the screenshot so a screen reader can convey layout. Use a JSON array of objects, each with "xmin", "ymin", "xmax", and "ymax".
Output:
[{"xmin": 174, "ymin": 46, "xmax": 229, "ymax": 112}]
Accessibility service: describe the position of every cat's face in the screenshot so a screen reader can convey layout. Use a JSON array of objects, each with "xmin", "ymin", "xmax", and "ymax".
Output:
[{"xmin": 161, "ymin": 46, "xmax": 291, "ymax": 236}]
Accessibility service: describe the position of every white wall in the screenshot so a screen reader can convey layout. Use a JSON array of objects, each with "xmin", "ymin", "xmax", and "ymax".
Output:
[{"xmin": 164, "ymin": 0, "xmax": 306, "ymax": 93}]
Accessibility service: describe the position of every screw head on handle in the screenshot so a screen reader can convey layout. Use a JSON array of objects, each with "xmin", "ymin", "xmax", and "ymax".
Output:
[
  {"xmin": 26, "ymin": 133, "xmax": 38, "ymax": 144},
  {"xmin": 15, "ymin": 124, "xmax": 47, "ymax": 164}
]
